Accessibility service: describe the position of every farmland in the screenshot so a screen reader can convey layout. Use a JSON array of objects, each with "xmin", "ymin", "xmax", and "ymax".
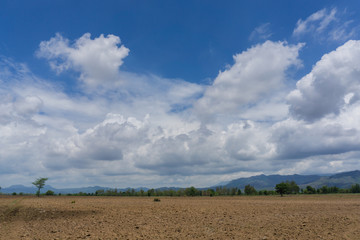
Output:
[{"xmin": 1, "ymin": 195, "xmax": 360, "ymax": 239}]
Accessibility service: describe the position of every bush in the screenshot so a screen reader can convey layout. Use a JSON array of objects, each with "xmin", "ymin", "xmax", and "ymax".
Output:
[
  {"xmin": 45, "ymin": 190, "xmax": 55, "ymax": 196},
  {"xmin": 153, "ymin": 198, "xmax": 161, "ymax": 202}
]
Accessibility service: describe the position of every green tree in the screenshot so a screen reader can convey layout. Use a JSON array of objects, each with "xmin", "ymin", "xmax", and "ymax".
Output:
[
  {"xmin": 32, "ymin": 177, "xmax": 48, "ymax": 197},
  {"xmin": 350, "ymin": 184, "xmax": 360, "ymax": 193},
  {"xmin": 329, "ymin": 186, "xmax": 339, "ymax": 193},
  {"xmin": 147, "ymin": 188, "xmax": 155, "ymax": 197},
  {"xmin": 305, "ymin": 185, "xmax": 316, "ymax": 194},
  {"xmin": 287, "ymin": 181, "xmax": 300, "ymax": 194},
  {"xmin": 139, "ymin": 189, "xmax": 145, "ymax": 196},
  {"xmin": 45, "ymin": 190, "xmax": 55, "ymax": 196},
  {"xmin": 244, "ymin": 184, "xmax": 257, "ymax": 195},
  {"xmin": 275, "ymin": 182, "xmax": 288, "ymax": 197},
  {"xmin": 206, "ymin": 189, "xmax": 215, "ymax": 197},
  {"xmin": 185, "ymin": 186, "xmax": 197, "ymax": 196},
  {"xmin": 320, "ymin": 186, "xmax": 329, "ymax": 194},
  {"xmin": 95, "ymin": 189, "xmax": 104, "ymax": 196}
]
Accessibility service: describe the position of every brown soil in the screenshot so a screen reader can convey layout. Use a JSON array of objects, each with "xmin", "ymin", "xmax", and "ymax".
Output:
[{"xmin": 1, "ymin": 194, "xmax": 360, "ymax": 239}]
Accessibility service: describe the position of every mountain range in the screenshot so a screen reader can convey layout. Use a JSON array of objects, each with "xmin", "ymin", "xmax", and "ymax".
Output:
[
  {"xmin": 223, "ymin": 170, "xmax": 360, "ymax": 190},
  {"xmin": 1, "ymin": 170, "xmax": 360, "ymax": 194}
]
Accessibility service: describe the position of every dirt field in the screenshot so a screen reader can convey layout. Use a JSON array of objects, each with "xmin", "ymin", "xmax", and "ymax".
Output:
[{"xmin": 1, "ymin": 195, "xmax": 360, "ymax": 239}]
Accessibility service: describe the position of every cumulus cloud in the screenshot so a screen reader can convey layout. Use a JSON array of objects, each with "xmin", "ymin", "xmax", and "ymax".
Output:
[
  {"xmin": 3, "ymin": 31, "xmax": 360, "ymax": 188},
  {"xmin": 37, "ymin": 33, "xmax": 129, "ymax": 89},
  {"xmin": 287, "ymin": 40, "xmax": 360, "ymax": 121},
  {"xmin": 195, "ymin": 41, "xmax": 303, "ymax": 120},
  {"xmin": 271, "ymin": 118, "xmax": 360, "ymax": 160},
  {"xmin": 0, "ymin": 57, "xmax": 207, "ymax": 187}
]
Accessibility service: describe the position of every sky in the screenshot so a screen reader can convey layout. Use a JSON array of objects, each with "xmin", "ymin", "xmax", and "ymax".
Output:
[{"xmin": 1, "ymin": 1, "xmax": 360, "ymax": 188}]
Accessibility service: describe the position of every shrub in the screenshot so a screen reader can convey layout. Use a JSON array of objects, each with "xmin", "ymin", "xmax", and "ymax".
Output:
[
  {"xmin": 153, "ymin": 198, "xmax": 161, "ymax": 202},
  {"xmin": 45, "ymin": 190, "xmax": 55, "ymax": 196}
]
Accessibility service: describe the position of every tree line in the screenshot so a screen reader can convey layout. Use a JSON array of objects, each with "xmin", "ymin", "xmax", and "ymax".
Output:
[
  {"xmin": 2, "ymin": 179, "xmax": 360, "ymax": 197},
  {"xmin": 44, "ymin": 182, "xmax": 360, "ymax": 197}
]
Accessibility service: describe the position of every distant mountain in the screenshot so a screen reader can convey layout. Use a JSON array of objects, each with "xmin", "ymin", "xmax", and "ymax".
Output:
[
  {"xmin": 1, "ymin": 170, "xmax": 359, "ymax": 194},
  {"xmin": 0, "ymin": 185, "xmax": 151, "ymax": 195},
  {"xmin": 1, "ymin": 185, "xmax": 114, "ymax": 195},
  {"xmin": 54, "ymin": 186, "xmax": 111, "ymax": 194},
  {"xmin": 210, "ymin": 180, "xmax": 230, "ymax": 188},
  {"xmin": 224, "ymin": 174, "xmax": 321, "ymax": 190},
  {"xmin": 303, "ymin": 170, "xmax": 360, "ymax": 189},
  {"xmin": 1, "ymin": 185, "xmax": 38, "ymax": 194},
  {"xmin": 223, "ymin": 170, "xmax": 360, "ymax": 190},
  {"xmin": 155, "ymin": 187, "xmax": 181, "ymax": 192}
]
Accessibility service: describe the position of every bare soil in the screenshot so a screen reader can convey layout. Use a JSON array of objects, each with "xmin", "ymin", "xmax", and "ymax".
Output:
[{"xmin": 1, "ymin": 194, "xmax": 360, "ymax": 239}]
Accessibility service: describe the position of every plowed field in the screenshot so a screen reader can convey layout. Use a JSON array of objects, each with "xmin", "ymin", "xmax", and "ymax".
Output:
[{"xmin": 1, "ymin": 195, "xmax": 360, "ymax": 239}]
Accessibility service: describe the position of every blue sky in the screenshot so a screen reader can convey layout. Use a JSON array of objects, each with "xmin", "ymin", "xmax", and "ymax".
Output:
[{"xmin": 1, "ymin": 1, "xmax": 360, "ymax": 188}]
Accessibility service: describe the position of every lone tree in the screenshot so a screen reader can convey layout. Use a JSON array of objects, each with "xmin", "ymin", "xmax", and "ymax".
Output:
[
  {"xmin": 275, "ymin": 182, "xmax": 289, "ymax": 197},
  {"xmin": 32, "ymin": 177, "xmax": 48, "ymax": 197}
]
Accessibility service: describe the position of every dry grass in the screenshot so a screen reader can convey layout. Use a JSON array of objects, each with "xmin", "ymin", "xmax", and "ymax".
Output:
[{"xmin": 1, "ymin": 194, "xmax": 360, "ymax": 239}]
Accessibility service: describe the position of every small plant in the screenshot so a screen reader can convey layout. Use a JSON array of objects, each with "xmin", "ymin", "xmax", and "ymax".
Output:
[
  {"xmin": 71, "ymin": 200, "xmax": 76, "ymax": 204},
  {"xmin": 153, "ymin": 198, "xmax": 161, "ymax": 202}
]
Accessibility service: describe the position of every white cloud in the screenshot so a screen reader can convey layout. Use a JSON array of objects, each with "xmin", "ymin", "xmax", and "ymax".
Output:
[
  {"xmin": 195, "ymin": 41, "xmax": 303, "ymax": 121},
  {"xmin": 3, "ymin": 31, "xmax": 360, "ymax": 188},
  {"xmin": 249, "ymin": 23, "xmax": 272, "ymax": 41},
  {"xmin": 0, "ymin": 56, "xmax": 207, "ymax": 187},
  {"xmin": 293, "ymin": 8, "xmax": 337, "ymax": 36},
  {"xmin": 287, "ymin": 40, "xmax": 360, "ymax": 121},
  {"xmin": 271, "ymin": 117, "xmax": 360, "ymax": 160},
  {"xmin": 37, "ymin": 33, "xmax": 130, "ymax": 90},
  {"xmin": 293, "ymin": 8, "xmax": 358, "ymax": 42}
]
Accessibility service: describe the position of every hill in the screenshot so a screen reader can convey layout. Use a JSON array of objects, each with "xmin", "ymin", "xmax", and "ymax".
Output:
[
  {"xmin": 223, "ymin": 170, "xmax": 360, "ymax": 190},
  {"xmin": 1, "ymin": 170, "xmax": 360, "ymax": 194},
  {"xmin": 303, "ymin": 170, "xmax": 360, "ymax": 189},
  {"xmin": 224, "ymin": 174, "xmax": 321, "ymax": 190}
]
